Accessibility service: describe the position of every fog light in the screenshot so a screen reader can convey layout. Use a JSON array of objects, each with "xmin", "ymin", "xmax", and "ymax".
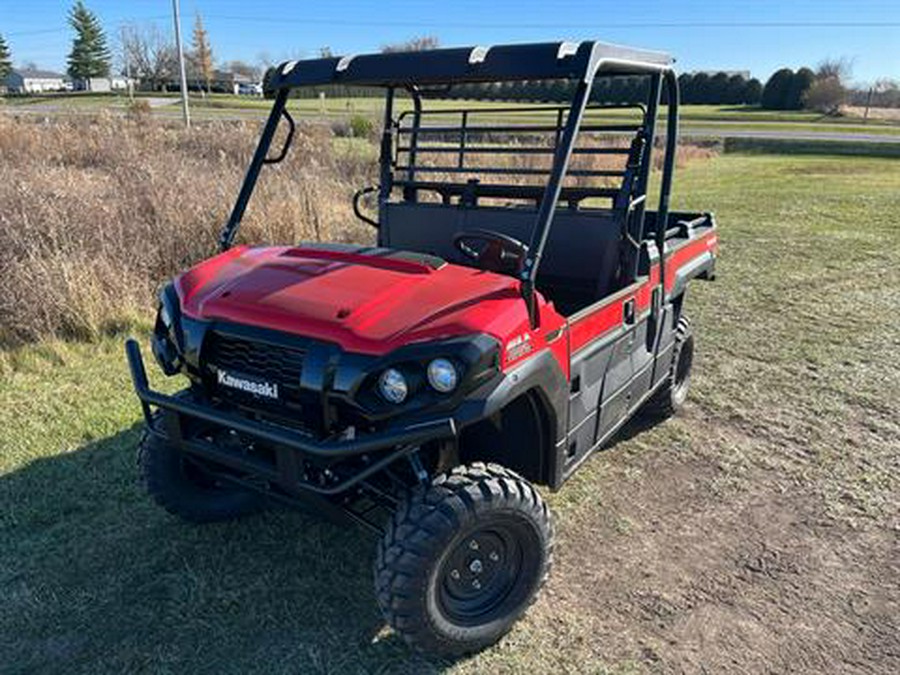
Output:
[
  {"xmin": 378, "ymin": 368, "xmax": 408, "ymax": 404},
  {"xmin": 427, "ymin": 358, "xmax": 458, "ymax": 393}
]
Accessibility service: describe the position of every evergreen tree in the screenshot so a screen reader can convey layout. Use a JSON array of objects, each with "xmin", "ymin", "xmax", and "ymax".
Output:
[
  {"xmin": 724, "ymin": 74, "xmax": 748, "ymax": 105},
  {"xmin": 66, "ymin": 1, "xmax": 111, "ymax": 81},
  {"xmin": 744, "ymin": 78, "xmax": 763, "ymax": 105},
  {"xmin": 787, "ymin": 67, "xmax": 816, "ymax": 110},
  {"xmin": 191, "ymin": 13, "xmax": 214, "ymax": 93},
  {"xmin": 677, "ymin": 73, "xmax": 695, "ymax": 104},
  {"xmin": 708, "ymin": 72, "xmax": 731, "ymax": 103},
  {"xmin": 761, "ymin": 68, "xmax": 795, "ymax": 110},
  {"xmin": 0, "ymin": 34, "xmax": 12, "ymax": 84},
  {"xmin": 692, "ymin": 73, "xmax": 712, "ymax": 104}
]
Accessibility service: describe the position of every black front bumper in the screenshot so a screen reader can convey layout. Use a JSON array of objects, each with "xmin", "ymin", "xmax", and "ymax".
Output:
[{"xmin": 126, "ymin": 339, "xmax": 457, "ymax": 496}]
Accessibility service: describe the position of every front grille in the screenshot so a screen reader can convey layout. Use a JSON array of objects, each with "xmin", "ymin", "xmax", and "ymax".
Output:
[{"xmin": 203, "ymin": 332, "xmax": 307, "ymax": 409}]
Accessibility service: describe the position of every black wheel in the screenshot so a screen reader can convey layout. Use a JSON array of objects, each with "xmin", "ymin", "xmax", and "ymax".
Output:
[
  {"xmin": 139, "ymin": 412, "xmax": 265, "ymax": 523},
  {"xmin": 644, "ymin": 315, "xmax": 694, "ymax": 418},
  {"xmin": 374, "ymin": 463, "xmax": 553, "ymax": 657}
]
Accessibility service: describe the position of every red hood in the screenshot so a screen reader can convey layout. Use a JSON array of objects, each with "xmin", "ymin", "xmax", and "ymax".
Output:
[{"xmin": 175, "ymin": 245, "xmax": 534, "ymax": 354}]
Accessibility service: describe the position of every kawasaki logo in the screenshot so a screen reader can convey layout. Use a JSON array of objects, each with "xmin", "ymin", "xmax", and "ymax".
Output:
[{"xmin": 216, "ymin": 369, "xmax": 279, "ymax": 399}]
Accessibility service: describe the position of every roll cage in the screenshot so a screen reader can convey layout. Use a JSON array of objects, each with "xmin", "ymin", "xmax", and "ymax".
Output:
[{"xmin": 219, "ymin": 40, "xmax": 680, "ymax": 326}]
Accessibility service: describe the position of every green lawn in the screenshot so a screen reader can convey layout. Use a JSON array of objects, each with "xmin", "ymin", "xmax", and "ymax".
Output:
[
  {"xmin": 5, "ymin": 93, "xmax": 900, "ymax": 137},
  {"xmin": 2, "ymin": 152, "xmax": 899, "ymax": 673}
]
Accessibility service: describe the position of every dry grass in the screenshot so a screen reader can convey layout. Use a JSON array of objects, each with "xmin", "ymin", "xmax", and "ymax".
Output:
[
  {"xmin": 0, "ymin": 114, "xmax": 715, "ymax": 347},
  {"xmin": 843, "ymin": 105, "xmax": 900, "ymax": 122},
  {"xmin": 0, "ymin": 114, "xmax": 377, "ymax": 346}
]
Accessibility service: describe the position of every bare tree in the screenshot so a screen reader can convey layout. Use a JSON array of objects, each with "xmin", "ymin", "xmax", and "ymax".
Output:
[
  {"xmin": 805, "ymin": 78, "xmax": 846, "ymax": 114},
  {"xmin": 380, "ymin": 36, "xmax": 439, "ymax": 53},
  {"xmin": 121, "ymin": 24, "xmax": 177, "ymax": 91},
  {"xmin": 804, "ymin": 57, "xmax": 852, "ymax": 115},
  {"xmin": 221, "ymin": 60, "xmax": 259, "ymax": 80},
  {"xmin": 816, "ymin": 57, "xmax": 852, "ymax": 84}
]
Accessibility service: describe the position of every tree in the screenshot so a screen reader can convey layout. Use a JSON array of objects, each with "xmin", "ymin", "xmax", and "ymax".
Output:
[
  {"xmin": 678, "ymin": 73, "xmax": 695, "ymax": 103},
  {"xmin": 0, "ymin": 34, "xmax": 12, "ymax": 85},
  {"xmin": 817, "ymin": 58, "xmax": 852, "ymax": 84},
  {"xmin": 787, "ymin": 67, "xmax": 815, "ymax": 110},
  {"xmin": 744, "ymin": 78, "xmax": 763, "ymax": 105},
  {"xmin": 66, "ymin": 1, "xmax": 111, "ymax": 82},
  {"xmin": 724, "ymin": 74, "xmax": 747, "ymax": 104},
  {"xmin": 381, "ymin": 36, "xmax": 439, "ymax": 53},
  {"xmin": 708, "ymin": 72, "xmax": 731, "ymax": 103},
  {"xmin": 804, "ymin": 77, "xmax": 845, "ymax": 114},
  {"xmin": 221, "ymin": 60, "xmax": 259, "ymax": 80},
  {"xmin": 691, "ymin": 73, "xmax": 711, "ymax": 104},
  {"xmin": 761, "ymin": 68, "xmax": 795, "ymax": 110},
  {"xmin": 121, "ymin": 24, "xmax": 177, "ymax": 91},
  {"xmin": 190, "ymin": 13, "xmax": 214, "ymax": 93}
]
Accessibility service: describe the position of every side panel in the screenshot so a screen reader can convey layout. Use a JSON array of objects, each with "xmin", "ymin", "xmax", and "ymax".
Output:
[
  {"xmin": 551, "ymin": 219, "xmax": 717, "ymax": 488},
  {"xmin": 563, "ymin": 280, "xmax": 650, "ymax": 478}
]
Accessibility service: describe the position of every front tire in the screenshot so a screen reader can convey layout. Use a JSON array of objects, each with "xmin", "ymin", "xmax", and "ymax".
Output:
[
  {"xmin": 139, "ymin": 412, "xmax": 265, "ymax": 523},
  {"xmin": 374, "ymin": 463, "xmax": 553, "ymax": 657}
]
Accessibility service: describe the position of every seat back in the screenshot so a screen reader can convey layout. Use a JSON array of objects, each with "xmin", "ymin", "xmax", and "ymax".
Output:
[{"xmin": 381, "ymin": 202, "xmax": 623, "ymax": 304}]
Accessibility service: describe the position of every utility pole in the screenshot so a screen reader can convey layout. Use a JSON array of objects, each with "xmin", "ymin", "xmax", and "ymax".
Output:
[
  {"xmin": 121, "ymin": 26, "xmax": 134, "ymax": 102},
  {"xmin": 172, "ymin": 0, "xmax": 190, "ymax": 127}
]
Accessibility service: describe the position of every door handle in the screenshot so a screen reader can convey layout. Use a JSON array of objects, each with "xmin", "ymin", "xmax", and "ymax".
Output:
[{"xmin": 623, "ymin": 298, "xmax": 636, "ymax": 325}]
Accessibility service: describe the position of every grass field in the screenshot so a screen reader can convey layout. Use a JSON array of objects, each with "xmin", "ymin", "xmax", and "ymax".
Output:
[
  {"xmin": 2, "ymin": 151, "xmax": 898, "ymax": 673},
  {"xmin": 5, "ymin": 93, "xmax": 900, "ymax": 138}
]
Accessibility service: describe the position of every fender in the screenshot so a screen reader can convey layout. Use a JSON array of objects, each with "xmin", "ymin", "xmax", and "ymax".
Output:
[
  {"xmin": 670, "ymin": 249, "xmax": 716, "ymax": 299},
  {"xmin": 453, "ymin": 348, "xmax": 569, "ymax": 484}
]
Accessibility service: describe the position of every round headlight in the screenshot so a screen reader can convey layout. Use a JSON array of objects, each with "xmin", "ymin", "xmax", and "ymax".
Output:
[
  {"xmin": 378, "ymin": 368, "xmax": 408, "ymax": 404},
  {"xmin": 427, "ymin": 358, "xmax": 458, "ymax": 393}
]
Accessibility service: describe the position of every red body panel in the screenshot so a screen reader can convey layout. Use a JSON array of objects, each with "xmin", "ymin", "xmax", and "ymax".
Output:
[
  {"xmin": 176, "ymin": 245, "xmax": 558, "ymax": 361},
  {"xmin": 664, "ymin": 230, "xmax": 718, "ymax": 293},
  {"xmin": 175, "ymin": 228, "xmax": 715, "ymax": 381},
  {"xmin": 566, "ymin": 229, "xmax": 716, "ymax": 354}
]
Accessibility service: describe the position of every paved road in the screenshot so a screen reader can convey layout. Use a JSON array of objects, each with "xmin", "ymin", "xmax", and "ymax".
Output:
[{"xmin": 4, "ymin": 103, "xmax": 900, "ymax": 144}]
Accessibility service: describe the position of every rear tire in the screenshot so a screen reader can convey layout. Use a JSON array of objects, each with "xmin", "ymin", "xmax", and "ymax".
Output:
[
  {"xmin": 374, "ymin": 463, "xmax": 553, "ymax": 657},
  {"xmin": 644, "ymin": 315, "xmax": 693, "ymax": 418},
  {"xmin": 139, "ymin": 412, "xmax": 265, "ymax": 523}
]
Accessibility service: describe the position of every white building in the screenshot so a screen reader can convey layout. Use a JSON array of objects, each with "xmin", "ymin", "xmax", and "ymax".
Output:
[
  {"xmin": 4, "ymin": 68, "xmax": 67, "ymax": 93},
  {"xmin": 73, "ymin": 76, "xmax": 135, "ymax": 93}
]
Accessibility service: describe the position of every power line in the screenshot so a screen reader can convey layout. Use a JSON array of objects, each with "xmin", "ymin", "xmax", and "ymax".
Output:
[{"xmin": 203, "ymin": 15, "xmax": 900, "ymax": 29}]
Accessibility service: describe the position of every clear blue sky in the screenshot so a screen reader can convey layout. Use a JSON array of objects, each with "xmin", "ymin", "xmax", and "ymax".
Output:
[{"xmin": 3, "ymin": 0, "xmax": 899, "ymax": 85}]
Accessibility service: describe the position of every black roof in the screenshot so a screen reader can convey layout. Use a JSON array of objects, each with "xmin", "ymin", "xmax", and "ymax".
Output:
[{"xmin": 268, "ymin": 40, "xmax": 673, "ymax": 91}]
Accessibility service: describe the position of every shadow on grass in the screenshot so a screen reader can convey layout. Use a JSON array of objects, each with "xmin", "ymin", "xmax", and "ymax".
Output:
[{"xmin": 0, "ymin": 425, "xmax": 453, "ymax": 674}]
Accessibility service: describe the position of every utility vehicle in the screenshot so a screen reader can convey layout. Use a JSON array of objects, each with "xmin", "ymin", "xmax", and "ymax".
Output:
[{"xmin": 126, "ymin": 40, "xmax": 717, "ymax": 656}]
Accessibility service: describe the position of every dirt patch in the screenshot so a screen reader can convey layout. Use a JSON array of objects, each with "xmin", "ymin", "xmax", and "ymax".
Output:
[{"xmin": 535, "ymin": 408, "xmax": 899, "ymax": 674}]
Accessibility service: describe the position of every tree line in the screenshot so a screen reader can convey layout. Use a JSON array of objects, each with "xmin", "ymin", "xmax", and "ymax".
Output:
[{"xmin": 4, "ymin": 17, "xmax": 899, "ymax": 114}]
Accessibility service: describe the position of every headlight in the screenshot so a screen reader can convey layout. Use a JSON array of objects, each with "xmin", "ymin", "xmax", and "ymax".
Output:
[
  {"xmin": 427, "ymin": 358, "xmax": 458, "ymax": 393},
  {"xmin": 378, "ymin": 368, "xmax": 408, "ymax": 404}
]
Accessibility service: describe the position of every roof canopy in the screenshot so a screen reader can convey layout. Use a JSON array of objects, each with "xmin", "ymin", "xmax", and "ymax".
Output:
[{"xmin": 268, "ymin": 40, "xmax": 674, "ymax": 91}]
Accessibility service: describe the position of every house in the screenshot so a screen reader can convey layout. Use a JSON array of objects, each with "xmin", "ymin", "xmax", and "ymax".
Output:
[
  {"xmin": 4, "ymin": 68, "xmax": 67, "ymax": 93},
  {"xmin": 177, "ymin": 70, "xmax": 261, "ymax": 95},
  {"xmin": 73, "ymin": 76, "xmax": 135, "ymax": 93}
]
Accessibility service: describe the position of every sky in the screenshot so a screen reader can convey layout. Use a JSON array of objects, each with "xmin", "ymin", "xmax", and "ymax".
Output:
[{"xmin": 2, "ymin": 0, "xmax": 899, "ymax": 85}]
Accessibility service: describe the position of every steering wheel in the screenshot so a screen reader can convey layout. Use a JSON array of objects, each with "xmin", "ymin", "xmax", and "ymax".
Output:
[{"xmin": 453, "ymin": 229, "xmax": 529, "ymax": 273}]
